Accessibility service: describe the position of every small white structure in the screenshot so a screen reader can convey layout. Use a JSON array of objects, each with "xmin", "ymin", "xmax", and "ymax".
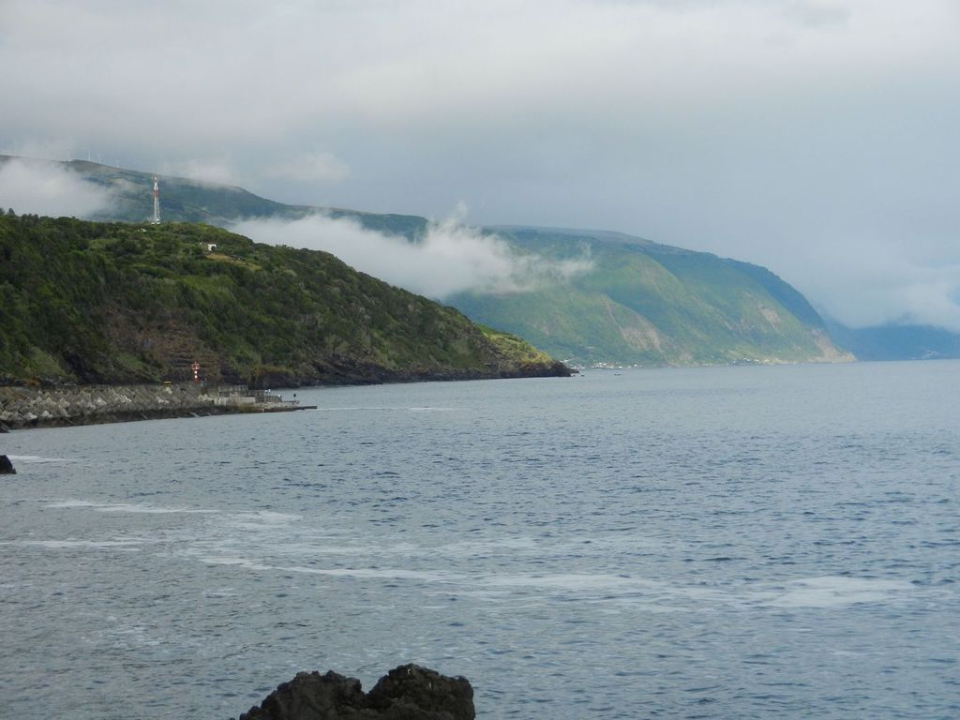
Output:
[{"xmin": 151, "ymin": 176, "xmax": 161, "ymax": 225}]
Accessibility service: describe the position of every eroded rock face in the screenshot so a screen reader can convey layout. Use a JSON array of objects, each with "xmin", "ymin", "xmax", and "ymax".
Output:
[
  {"xmin": 238, "ymin": 664, "xmax": 474, "ymax": 720},
  {"xmin": 366, "ymin": 665, "xmax": 475, "ymax": 719}
]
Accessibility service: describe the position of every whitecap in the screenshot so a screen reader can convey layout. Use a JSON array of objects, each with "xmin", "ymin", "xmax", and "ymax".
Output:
[{"xmin": 45, "ymin": 500, "xmax": 102, "ymax": 509}]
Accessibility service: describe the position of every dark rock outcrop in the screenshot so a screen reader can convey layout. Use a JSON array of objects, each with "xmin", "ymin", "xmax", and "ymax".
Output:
[
  {"xmin": 238, "ymin": 664, "xmax": 474, "ymax": 720},
  {"xmin": 0, "ymin": 455, "xmax": 15, "ymax": 474},
  {"xmin": 365, "ymin": 664, "xmax": 475, "ymax": 718}
]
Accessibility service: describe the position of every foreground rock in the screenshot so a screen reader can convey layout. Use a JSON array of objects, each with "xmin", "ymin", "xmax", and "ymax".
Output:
[
  {"xmin": 0, "ymin": 455, "xmax": 14, "ymax": 474},
  {"xmin": 238, "ymin": 664, "xmax": 474, "ymax": 720}
]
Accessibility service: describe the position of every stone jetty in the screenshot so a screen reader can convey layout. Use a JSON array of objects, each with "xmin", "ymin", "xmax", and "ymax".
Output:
[{"xmin": 0, "ymin": 384, "xmax": 312, "ymax": 430}]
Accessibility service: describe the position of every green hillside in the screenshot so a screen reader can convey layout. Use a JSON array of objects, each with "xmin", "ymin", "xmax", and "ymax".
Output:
[
  {"xmin": 3, "ymin": 155, "xmax": 852, "ymax": 366},
  {"xmin": 0, "ymin": 214, "xmax": 568, "ymax": 386},
  {"xmin": 452, "ymin": 227, "xmax": 850, "ymax": 366},
  {"xmin": 55, "ymin": 157, "xmax": 431, "ymax": 239}
]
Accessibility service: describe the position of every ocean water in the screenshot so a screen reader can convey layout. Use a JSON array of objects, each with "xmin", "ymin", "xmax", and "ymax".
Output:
[{"xmin": 1, "ymin": 362, "xmax": 958, "ymax": 719}]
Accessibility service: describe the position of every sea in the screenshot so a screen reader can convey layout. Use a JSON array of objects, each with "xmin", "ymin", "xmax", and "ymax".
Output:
[{"xmin": 1, "ymin": 362, "xmax": 958, "ymax": 719}]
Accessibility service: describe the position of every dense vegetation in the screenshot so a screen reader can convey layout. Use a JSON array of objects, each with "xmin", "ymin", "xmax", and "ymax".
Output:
[{"xmin": 0, "ymin": 214, "xmax": 566, "ymax": 386}]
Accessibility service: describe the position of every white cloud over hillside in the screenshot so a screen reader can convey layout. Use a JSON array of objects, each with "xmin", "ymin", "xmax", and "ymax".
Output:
[{"xmin": 231, "ymin": 210, "xmax": 592, "ymax": 300}]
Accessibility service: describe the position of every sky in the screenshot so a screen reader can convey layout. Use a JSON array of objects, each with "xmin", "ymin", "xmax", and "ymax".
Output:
[{"xmin": 1, "ymin": 0, "xmax": 959, "ymax": 329}]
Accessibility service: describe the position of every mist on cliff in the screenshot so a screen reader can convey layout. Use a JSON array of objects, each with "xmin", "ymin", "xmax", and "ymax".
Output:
[{"xmin": 230, "ymin": 210, "xmax": 592, "ymax": 300}]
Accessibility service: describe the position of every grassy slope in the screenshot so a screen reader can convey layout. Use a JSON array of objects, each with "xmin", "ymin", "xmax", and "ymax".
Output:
[
  {"xmin": 0, "ymin": 215, "xmax": 566, "ymax": 386},
  {"xmin": 452, "ymin": 229, "xmax": 849, "ymax": 366}
]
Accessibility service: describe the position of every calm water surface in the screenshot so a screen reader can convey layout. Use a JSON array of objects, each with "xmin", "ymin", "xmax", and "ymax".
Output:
[{"xmin": 1, "ymin": 362, "xmax": 958, "ymax": 719}]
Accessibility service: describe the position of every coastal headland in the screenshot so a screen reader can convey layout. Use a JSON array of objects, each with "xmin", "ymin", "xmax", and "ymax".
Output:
[{"xmin": 0, "ymin": 215, "xmax": 570, "ymax": 391}]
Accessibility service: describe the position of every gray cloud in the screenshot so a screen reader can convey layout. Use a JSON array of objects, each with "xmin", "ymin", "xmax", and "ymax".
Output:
[
  {"xmin": 2, "ymin": 0, "xmax": 959, "ymax": 328},
  {"xmin": 158, "ymin": 157, "xmax": 242, "ymax": 186},
  {"xmin": 263, "ymin": 152, "xmax": 349, "ymax": 184}
]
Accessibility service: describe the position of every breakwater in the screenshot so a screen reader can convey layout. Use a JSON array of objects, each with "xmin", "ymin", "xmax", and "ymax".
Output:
[{"xmin": 0, "ymin": 384, "xmax": 304, "ymax": 430}]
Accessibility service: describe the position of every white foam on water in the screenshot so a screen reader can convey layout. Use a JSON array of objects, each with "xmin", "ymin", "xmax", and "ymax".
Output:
[
  {"xmin": 479, "ymin": 572, "xmax": 662, "ymax": 592},
  {"xmin": 208, "ymin": 535, "xmax": 436, "ymax": 560},
  {"xmin": 276, "ymin": 565, "xmax": 457, "ymax": 582},
  {"xmin": 45, "ymin": 500, "xmax": 102, "ymax": 509},
  {"xmin": 97, "ymin": 503, "xmax": 218, "ymax": 515},
  {"xmin": 6, "ymin": 454, "xmax": 75, "ymax": 464},
  {"xmin": 2, "ymin": 539, "xmax": 144, "ymax": 550},
  {"xmin": 232, "ymin": 511, "xmax": 301, "ymax": 524},
  {"xmin": 44, "ymin": 499, "xmax": 218, "ymax": 514},
  {"xmin": 750, "ymin": 576, "xmax": 916, "ymax": 608},
  {"xmin": 190, "ymin": 554, "xmax": 456, "ymax": 583}
]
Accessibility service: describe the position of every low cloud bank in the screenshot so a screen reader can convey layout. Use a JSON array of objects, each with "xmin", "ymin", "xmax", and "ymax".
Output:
[
  {"xmin": 0, "ymin": 159, "xmax": 115, "ymax": 218},
  {"xmin": 766, "ymin": 234, "xmax": 960, "ymax": 333},
  {"xmin": 230, "ymin": 210, "xmax": 592, "ymax": 300},
  {"xmin": 159, "ymin": 157, "xmax": 240, "ymax": 186},
  {"xmin": 264, "ymin": 151, "xmax": 349, "ymax": 184},
  {"xmin": 808, "ymin": 263, "xmax": 960, "ymax": 333}
]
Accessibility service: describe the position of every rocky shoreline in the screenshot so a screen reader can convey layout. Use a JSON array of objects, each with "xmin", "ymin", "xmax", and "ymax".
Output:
[
  {"xmin": 237, "ymin": 664, "xmax": 474, "ymax": 720},
  {"xmin": 249, "ymin": 359, "xmax": 573, "ymax": 389},
  {"xmin": 0, "ymin": 363, "xmax": 572, "ymax": 431},
  {"xmin": 0, "ymin": 384, "xmax": 307, "ymax": 431}
]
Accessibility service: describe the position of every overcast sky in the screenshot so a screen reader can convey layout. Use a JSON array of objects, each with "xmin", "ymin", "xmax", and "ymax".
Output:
[{"xmin": 2, "ymin": 0, "xmax": 959, "ymax": 329}]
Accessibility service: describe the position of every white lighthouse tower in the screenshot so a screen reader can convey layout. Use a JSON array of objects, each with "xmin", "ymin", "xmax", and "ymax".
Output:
[{"xmin": 151, "ymin": 176, "xmax": 161, "ymax": 224}]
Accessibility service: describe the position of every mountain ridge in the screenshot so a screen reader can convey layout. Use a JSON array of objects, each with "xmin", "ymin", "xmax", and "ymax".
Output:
[{"xmin": 2, "ymin": 155, "xmax": 857, "ymax": 366}]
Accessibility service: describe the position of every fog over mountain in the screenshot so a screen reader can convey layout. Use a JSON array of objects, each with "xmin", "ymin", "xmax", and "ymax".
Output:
[
  {"xmin": 230, "ymin": 212, "xmax": 593, "ymax": 300},
  {"xmin": 0, "ymin": 159, "xmax": 115, "ymax": 218},
  {"xmin": 2, "ymin": 0, "xmax": 959, "ymax": 330}
]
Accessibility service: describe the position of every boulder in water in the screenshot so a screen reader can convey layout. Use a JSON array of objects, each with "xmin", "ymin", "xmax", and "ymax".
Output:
[
  {"xmin": 238, "ymin": 664, "xmax": 474, "ymax": 720},
  {"xmin": 0, "ymin": 455, "xmax": 15, "ymax": 474}
]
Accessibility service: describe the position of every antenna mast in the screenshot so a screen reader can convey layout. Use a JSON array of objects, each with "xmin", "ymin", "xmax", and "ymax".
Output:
[{"xmin": 151, "ymin": 176, "xmax": 161, "ymax": 225}]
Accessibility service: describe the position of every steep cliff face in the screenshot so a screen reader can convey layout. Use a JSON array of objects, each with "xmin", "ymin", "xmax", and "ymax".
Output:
[
  {"xmin": 452, "ymin": 227, "xmax": 853, "ymax": 366},
  {"xmin": 0, "ymin": 215, "xmax": 569, "ymax": 386}
]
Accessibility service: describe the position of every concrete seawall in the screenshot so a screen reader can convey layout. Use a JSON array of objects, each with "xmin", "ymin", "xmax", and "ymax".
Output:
[{"xmin": 0, "ymin": 384, "xmax": 293, "ymax": 430}]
